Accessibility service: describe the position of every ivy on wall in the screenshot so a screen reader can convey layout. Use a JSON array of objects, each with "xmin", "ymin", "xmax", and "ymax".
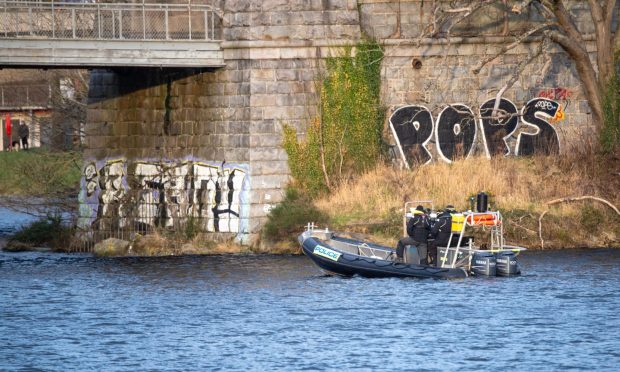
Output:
[
  {"xmin": 601, "ymin": 71, "xmax": 620, "ymax": 153},
  {"xmin": 283, "ymin": 40, "xmax": 384, "ymax": 196}
]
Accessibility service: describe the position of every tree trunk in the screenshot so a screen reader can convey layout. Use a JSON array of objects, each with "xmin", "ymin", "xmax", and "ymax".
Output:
[
  {"xmin": 547, "ymin": 31, "xmax": 605, "ymax": 130},
  {"xmin": 317, "ymin": 118, "xmax": 333, "ymax": 191},
  {"xmin": 588, "ymin": 0, "xmax": 615, "ymax": 86}
]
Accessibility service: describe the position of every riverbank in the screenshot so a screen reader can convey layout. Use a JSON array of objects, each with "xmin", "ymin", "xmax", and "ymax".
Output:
[
  {"xmin": 262, "ymin": 151, "xmax": 620, "ymax": 252},
  {"xmin": 0, "ymin": 149, "xmax": 81, "ymax": 196},
  {"xmin": 2, "ymin": 151, "xmax": 619, "ymax": 256},
  {"xmin": 308, "ymin": 154, "xmax": 620, "ymax": 250}
]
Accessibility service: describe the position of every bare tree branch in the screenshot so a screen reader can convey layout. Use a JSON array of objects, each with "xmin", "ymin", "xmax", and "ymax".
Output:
[
  {"xmin": 492, "ymin": 37, "xmax": 547, "ymax": 117},
  {"xmin": 538, "ymin": 195, "xmax": 620, "ymax": 248},
  {"xmin": 550, "ymin": 0, "xmax": 585, "ymax": 45},
  {"xmin": 538, "ymin": 52, "xmax": 553, "ymax": 84},
  {"xmin": 472, "ymin": 22, "xmax": 552, "ymax": 74}
]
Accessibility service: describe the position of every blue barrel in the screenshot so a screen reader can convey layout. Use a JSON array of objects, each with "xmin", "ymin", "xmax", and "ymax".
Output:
[
  {"xmin": 471, "ymin": 252, "xmax": 496, "ymax": 276},
  {"xmin": 496, "ymin": 251, "xmax": 520, "ymax": 276}
]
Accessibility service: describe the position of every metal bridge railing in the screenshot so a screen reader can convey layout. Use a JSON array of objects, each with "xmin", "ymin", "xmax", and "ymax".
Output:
[{"xmin": 0, "ymin": 1, "xmax": 222, "ymax": 41}]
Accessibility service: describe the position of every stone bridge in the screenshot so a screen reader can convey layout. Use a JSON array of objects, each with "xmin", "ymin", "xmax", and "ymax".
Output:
[{"xmin": 0, "ymin": 1, "xmax": 602, "ymax": 247}]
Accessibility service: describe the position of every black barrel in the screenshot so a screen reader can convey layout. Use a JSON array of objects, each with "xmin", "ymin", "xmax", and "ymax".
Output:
[
  {"xmin": 471, "ymin": 252, "xmax": 496, "ymax": 276},
  {"xmin": 476, "ymin": 192, "xmax": 488, "ymax": 212},
  {"xmin": 496, "ymin": 251, "xmax": 520, "ymax": 276}
]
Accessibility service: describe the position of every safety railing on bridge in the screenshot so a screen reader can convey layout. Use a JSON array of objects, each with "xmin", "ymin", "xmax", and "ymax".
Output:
[
  {"xmin": 0, "ymin": 1, "xmax": 222, "ymax": 41},
  {"xmin": 0, "ymin": 84, "xmax": 52, "ymax": 108}
]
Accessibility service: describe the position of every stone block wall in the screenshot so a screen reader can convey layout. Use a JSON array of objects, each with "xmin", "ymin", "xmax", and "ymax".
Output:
[
  {"xmin": 359, "ymin": 0, "xmax": 597, "ymax": 39},
  {"xmin": 359, "ymin": 0, "xmax": 602, "ymax": 163},
  {"xmin": 81, "ymin": 64, "xmax": 255, "ymax": 243},
  {"xmin": 380, "ymin": 41, "xmax": 596, "ymax": 162},
  {"xmin": 80, "ymin": 1, "xmax": 362, "ymax": 245}
]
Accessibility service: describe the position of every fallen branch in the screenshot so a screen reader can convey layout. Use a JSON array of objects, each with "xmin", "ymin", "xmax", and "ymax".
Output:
[
  {"xmin": 510, "ymin": 221, "xmax": 538, "ymax": 235},
  {"xmin": 538, "ymin": 196, "xmax": 620, "ymax": 249}
]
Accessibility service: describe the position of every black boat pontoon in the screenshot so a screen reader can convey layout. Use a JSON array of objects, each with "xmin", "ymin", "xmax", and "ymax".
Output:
[
  {"xmin": 299, "ymin": 229, "xmax": 469, "ymax": 279},
  {"xmin": 299, "ymin": 200, "xmax": 526, "ymax": 279}
]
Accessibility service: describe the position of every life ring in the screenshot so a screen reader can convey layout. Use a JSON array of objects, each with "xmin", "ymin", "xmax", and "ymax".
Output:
[{"xmin": 467, "ymin": 213, "xmax": 500, "ymax": 225}]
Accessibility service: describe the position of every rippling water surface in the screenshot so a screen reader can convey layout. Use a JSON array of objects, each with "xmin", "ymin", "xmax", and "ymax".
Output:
[{"xmin": 1, "ymin": 248, "xmax": 620, "ymax": 371}]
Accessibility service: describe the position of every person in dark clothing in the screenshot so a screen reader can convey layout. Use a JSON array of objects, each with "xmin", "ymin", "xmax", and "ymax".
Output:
[
  {"xmin": 18, "ymin": 123, "xmax": 29, "ymax": 150},
  {"xmin": 428, "ymin": 205, "xmax": 455, "ymax": 265},
  {"xmin": 396, "ymin": 205, "xmax": 431, "ymax": 263}
]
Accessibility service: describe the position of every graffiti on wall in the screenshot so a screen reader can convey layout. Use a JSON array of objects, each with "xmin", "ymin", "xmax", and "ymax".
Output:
[
  {"xmin": 537, "ymin": 88, "xmax": 572, "ymax": 101},
  {"xmin": 389, "ymin": 97, "xmax": 564, "ymax": 167},
  {"xmin": 516, "ymin": 98, "xmax": 562, "ymax": 156},
  {"xmin": 389, "ymin": 105, "xmax": 434, "ymax": 165},
  {"xmin": 79, "ymin": 159, "xmax": 249, "ymax": 236},
  {"xmin": 436, "ymin": 104, "xmax": 477, "ymax": 163}
]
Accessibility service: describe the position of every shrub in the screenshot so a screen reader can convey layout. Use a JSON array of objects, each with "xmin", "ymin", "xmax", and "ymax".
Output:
[
  {"xmin": 580, "ymin": 204, "xmax": 604, "ymax": 233},
  {"xmin": 601, "ymin": 72, "xmax": 620, "ymax": 153},
  {"xmin": 0, "ymin": 149, "xmax": 81, "ymax": 196},
  {"xmin": 262, "ymin": 188, "xmax": 329, "ymax": 243},
  {"xmin": 283, "ymin": 39, "xmax": 385, "ymax": 196},
  {"xmin": 7, "ymin": 214, "xmax": 74, "ymax": 250}
]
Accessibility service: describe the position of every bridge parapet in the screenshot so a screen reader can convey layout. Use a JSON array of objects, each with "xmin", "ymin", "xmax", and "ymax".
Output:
[
  {"xmin": 0, "ymin": 1, "xmax": 224, "ymax": 68},
  {"xmin": 1, "ymin": 1, "xmax": 221, "ymax": 41}
]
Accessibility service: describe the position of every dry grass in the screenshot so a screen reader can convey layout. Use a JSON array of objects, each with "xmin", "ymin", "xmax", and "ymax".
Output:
[
  {"xmin": 132, "ymin": 232, "xmax": 171, "ymax": 256},
  {"xmin": 125, "ymin": 231, "xmax": 253, "ymax": 256},
  {"xmin": 313, "ymin": 151, "xmax": 620, "ymax": 249}
]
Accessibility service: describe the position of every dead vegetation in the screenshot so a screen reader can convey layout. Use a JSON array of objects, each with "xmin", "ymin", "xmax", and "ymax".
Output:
[{"xmin": 312, "ymin": 150, "xmax": 620, "ymax": 249}]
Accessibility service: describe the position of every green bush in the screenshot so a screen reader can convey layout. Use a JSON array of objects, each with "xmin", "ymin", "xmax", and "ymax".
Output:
[
  {"xmin": 580, "ymin": 205, "xmax": 604, "ymax": 233},
  {"xmin": 8, "ymin": 214, "xmax": 74, "ymax": 250},
  {"xmin": 601, "ymin": 72, "xmax": 620, "ymax": 153},
  {"xmin": 0, "ymin": 149, "xmax": 82, "ymax": 196},
  {"xmin": 283, "ymin": 39, "xmax": 385, "ymax": 196},
  {"xmin": 262, "ymin": 188, "xmax": 329, "ymax": 242}
]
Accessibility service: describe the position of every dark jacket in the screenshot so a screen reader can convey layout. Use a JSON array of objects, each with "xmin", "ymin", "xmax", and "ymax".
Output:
[
  {"xmin": 18, "ymin": 124, "xmax": 29, "ymax": 139},
  {"xmin": 431, "ymin": 211, "xmax": 452, "ymax": 246},
  {"xmin": 407, "ymin": 211, "xmax": 431, "ymax": 244}
]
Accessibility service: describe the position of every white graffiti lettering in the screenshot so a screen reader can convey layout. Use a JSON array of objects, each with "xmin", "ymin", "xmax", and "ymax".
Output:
[{"xmin": 79, "ymin": 159, "xmax": 249, "ymax": 236}]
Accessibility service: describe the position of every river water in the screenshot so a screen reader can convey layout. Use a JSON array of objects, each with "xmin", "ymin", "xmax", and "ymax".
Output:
[{"xmin": 1, "ymin": 247, "xmax": 620, "ymax": 371}]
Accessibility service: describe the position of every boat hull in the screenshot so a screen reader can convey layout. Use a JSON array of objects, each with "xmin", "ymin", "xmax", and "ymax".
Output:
[{"xmin": 300, "ymin": 235, "xmax": 468, "ymax": 280}]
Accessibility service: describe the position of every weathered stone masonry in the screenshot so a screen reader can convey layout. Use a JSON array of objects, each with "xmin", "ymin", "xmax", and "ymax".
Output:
[{"xmin": 80, "ymin": 0, "xmax": 606, "ymax": 245}]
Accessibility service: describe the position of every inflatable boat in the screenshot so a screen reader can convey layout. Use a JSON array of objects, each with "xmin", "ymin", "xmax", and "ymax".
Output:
[
  {"xmin": 298, "ymin": 229, "xmax": 469, "ymax": 279},
  {"xmin": 299, "ymin": 203, "xmax": 526, "ymax": 279}
]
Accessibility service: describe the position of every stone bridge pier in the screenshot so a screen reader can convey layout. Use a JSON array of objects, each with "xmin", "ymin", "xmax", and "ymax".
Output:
[{"xmin": 78, "ymin": 0, "xmax": 361, "ymax": 246}]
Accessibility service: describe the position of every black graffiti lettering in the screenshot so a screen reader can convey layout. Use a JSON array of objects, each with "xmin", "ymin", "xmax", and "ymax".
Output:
[
  {"xmin": 388, "ymin": 105, "xmax": 434, "ymax": 166},
  {"xmin": 212, "ymin": 170, "xmax": 240, "ymax": 232},
  {"xmin": 212, "ymin": 179, "xmax": 222, "ymax": 232},
  {"xmin": 83, "ymin": 160, "xmax": 247, "ymax": 235},
  {"xmin": 389, "ymin": 96, "xmax": 563, "ymax": 165},
  {"xmin": 516, "ymin": 98, "xmax": 561, "ymax": 156},
  {"xmin": 227, "ymin": 170, "xmax": 236, "ymax": 205},
  {"xmin": 479, "ymin": 98, "xmax": 519, "ymax": 157},
  {"xmin": 436, "ymin": 104, "xmax": 477, "ymax": 163}
]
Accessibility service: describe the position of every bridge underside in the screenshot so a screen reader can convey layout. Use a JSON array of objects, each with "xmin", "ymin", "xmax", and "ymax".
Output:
[{"xmin": 0, "ymin": 39, "xmax": 224, "ymax": 68}]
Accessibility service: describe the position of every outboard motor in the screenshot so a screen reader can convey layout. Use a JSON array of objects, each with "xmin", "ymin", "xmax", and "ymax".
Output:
[
  {"xmin": 496, "ymin": 251, "xmax": 520, "ymax": 276},
  {"xmin": 471, "ymin": 252, "xmax": 496, "ymax": 276}
]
